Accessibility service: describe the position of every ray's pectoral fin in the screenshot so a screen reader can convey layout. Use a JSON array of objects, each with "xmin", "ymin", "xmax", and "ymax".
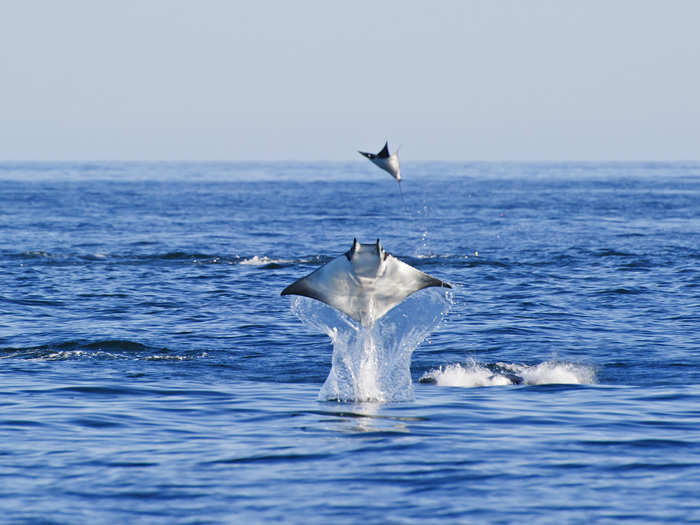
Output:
[
  {"xmin": 377, "ymin": 142, "xmax": 390, "ymax": 159},
  {"xmin": 281, "ymin": 255, "xmax": 361, "ymax": 321},
  {"xmin": 280, "ymin": 278, "xmax": 319, "ymax": 303},
  {"xmin": 369, "ymin": 256, "xmax": 451, "ymax": 319}
]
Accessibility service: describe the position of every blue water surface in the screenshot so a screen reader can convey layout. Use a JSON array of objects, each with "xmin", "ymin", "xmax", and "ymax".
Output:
[{"xmin": 1, "ymin": 161, "xmax": 699, "ymax": 523}]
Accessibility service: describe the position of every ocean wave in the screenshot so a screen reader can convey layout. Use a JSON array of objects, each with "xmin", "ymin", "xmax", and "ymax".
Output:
[
  {"xmin": 2, "ymin": 249, "xmax": 323, "ymax": 269},
  {"xmin": 239, "ymin": 254, "xmax": 329, "ymax": 269},
  {"xmin": 0, "ymin": 339, "xmax": 208, "ymax": 362},
  {"xmin": 2, "ymin": 248, "xmax": 502, "ymax": 272},
  {"xmin": 19, "ymin": 250, "xmax": 53, "ymax": 258},
  {"xmin": 420, "ymin": 359, "xmax": 596, "ymax": 387}
]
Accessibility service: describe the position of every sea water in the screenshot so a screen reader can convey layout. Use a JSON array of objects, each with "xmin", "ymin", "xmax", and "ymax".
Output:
[{"xmin": 1, "ymin": 161, "xmax": 699, "ymax": 523}]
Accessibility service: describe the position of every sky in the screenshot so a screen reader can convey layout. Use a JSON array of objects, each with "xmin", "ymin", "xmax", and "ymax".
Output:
[{"xmin": 1, "ymin": 1, "xmax": 698, "ymax": 161}]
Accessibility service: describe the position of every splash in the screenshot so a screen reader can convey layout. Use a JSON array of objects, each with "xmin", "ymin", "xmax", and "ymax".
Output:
[
  {"xmin": 239, "ymin": 255, "xmax": 288, "ymax": 266},
  {"xmin": 291, "ymin": 288, "xmax": 453, "ymax": 402},
  {"xmin": 421, "ymin": 360, "xmax": 513, "ymax": 387},
  {"xmin": 420, "ymin": 359, "xmax": 596, "ymax": 387}
]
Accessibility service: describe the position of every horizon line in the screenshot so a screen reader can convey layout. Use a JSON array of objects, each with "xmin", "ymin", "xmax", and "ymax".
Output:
[{"xmin": 1, "ymin": 159, "xmax": 699, "ymax": 164}]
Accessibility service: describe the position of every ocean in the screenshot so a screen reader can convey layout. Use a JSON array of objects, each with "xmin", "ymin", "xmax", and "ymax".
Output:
[{"xmin": 1, "ymin": 161, "xmax": 699, "ymax": 523}]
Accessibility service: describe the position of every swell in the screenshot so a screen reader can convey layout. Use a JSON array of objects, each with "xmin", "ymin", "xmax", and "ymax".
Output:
[
  {"xmin": 1, "ymin": 249, "xmax": 329, "ymax": 269},
  {"xmin": 4, "ymin": 247, "xmax": 696, "ymax": 274},
  {"xmin": 0, "ymin": 339, "xmax": 208, "ymax": 361}
]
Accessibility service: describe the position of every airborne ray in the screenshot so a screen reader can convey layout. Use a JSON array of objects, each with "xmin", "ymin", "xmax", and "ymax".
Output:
[
  {"xmin": 281, "ymin": 239, "xmax": 451, "ymax": 326},
  {"xmin": 358, "ymin": 141, "xmax": 401, "ymax": 182}
]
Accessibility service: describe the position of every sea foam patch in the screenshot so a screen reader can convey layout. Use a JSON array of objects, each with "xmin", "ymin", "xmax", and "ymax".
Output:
[
  {"xmin": 239, "ymin": 255, "xmax": 287, "ymax": 266},
  {"xmin": 420, "ymin": 359, "xmax": 596, "ymax": 387},
  {"xmin": 502, "ymin": 361, "xmax": 596, "ymax": 385}
]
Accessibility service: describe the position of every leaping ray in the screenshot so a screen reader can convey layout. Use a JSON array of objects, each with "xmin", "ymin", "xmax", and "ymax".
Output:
[
  {"xmin": 358, "ymin": 141, "xmax": 404, "ymax": 203},
  {"xmin": 358, "ymin": 141, "xmax": 401, "ymax": 181},
  {"xmin": 281, "ymin": 239, "xmax": 451, "ymax": 325}
]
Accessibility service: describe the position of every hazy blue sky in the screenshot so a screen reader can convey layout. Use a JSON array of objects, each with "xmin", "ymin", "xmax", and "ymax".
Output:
[{"xmin": 1, "ymin": 1, "xmax": 698, "ymax": 161}]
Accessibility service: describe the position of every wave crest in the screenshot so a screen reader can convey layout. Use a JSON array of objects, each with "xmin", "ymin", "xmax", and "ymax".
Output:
[{"xmin": 420, "ymin": 359, "xmax": 596, "ymax": 387}]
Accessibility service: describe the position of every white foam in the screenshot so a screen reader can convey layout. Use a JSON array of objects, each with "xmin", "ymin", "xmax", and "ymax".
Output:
[
  {"xmin": 146, "ymin": 352, "xmax": 208, "ymax": 361},
  {"xmin": 35, "ymin": 350, "xmax": 127, "ymax": 361},
  {"xmin": 239, "ymin": 255, "xmax": 287, "ymax": 266},
  {"xmin": 421, "ymin": 359, "xmax": 596, "ymax": 388},
  {"xmin": 501, "ymin": 361, "xmax": 596, "ymax": 385},
  {"xmin": 421, "ymin": 360, "xmax": 514, "ymax": 387},
  {"xmin": 27, "ymin": 350, "xmax": 208, "ymax": 362}
]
